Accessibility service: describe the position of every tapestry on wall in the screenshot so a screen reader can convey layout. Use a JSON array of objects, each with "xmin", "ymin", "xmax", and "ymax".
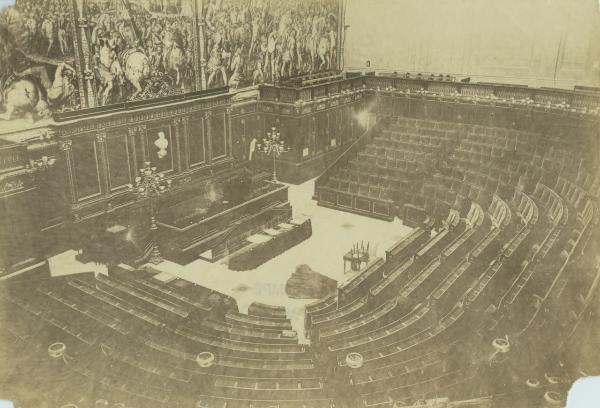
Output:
[
  {"xmin": 0, "ymin": 0, "xmax": 81, "ymax": 120},
  {"xmin": 0, "ymin": 0, "xmax": 342, "ymax": 120},
  {"xmin": 203, "ymin": 0, "xmax": 340, "ymax": 89}
]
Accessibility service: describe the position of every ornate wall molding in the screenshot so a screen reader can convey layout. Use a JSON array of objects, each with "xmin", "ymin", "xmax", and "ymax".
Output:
[
  {"xmin": 58, "ymin": 96, "xmax": 231, "ymax": 137},
  {"xmin": 0, "ymin": 176, "xmax": 26, "ymax": 194}
]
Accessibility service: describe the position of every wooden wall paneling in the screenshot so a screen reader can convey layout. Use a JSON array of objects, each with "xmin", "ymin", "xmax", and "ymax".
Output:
[
  {"xmin": 295, "ymin": 116, "xmax": 308, "ymax": 160},
  {"xmin": 231, "ymin": 116, "xmax": 246, "ymax": 161},
  {"xmin": 188, "ymin": 116, "xmax": 206, "ymax": 168},
  {"xmin": 247, "ymin": 112, "xmax": 265, "ymax": 154},
  {"xmin": 0, "ymin": 188, "xmax": 39, "ymax": 271},
  {"xmin": 36, "ymin": 157, "xmax": 68, "ymax": 229},
  {"xmin": 210, "ymin": 111, "xmax": 228, "ymax": 160},
  {"xmin": 71, "ymin": 136, "xmax": 102, "ymax": 202}
]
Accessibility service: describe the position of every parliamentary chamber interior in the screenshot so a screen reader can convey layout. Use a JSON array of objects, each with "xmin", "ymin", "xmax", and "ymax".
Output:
[{"xmin": 0, "ymin": 1, "xmax": 599, "ymax": 408}]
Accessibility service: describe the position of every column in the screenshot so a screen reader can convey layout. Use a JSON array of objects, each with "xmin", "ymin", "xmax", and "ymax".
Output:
[
  {"xmin": 240, "ymin": 118, "xmax": 247, "ymax": 161},
  {"xmin": 226, "ymin": 107, "xmax": 233, "ymax": 160},
  {"xmin": 171, "ymin": 118, "xmax": 182, "ymax": 173},
  {"xmin": 59, "ymin": 140, "xmax": 77, "ymax": 204},
  {"xmin": 128, "ymin": 127, "xmax": 139, "ymax": 176},
  {"xmin": 138, "ymin": 125, "xmax": 148, "ymax": 163},
  {"xmin": 205, "ymin": 111, "xmax": 213, "ymax": 164},
  {"xmin": 95, "ymin": 131, "xmax": 110, "ymax": 194},
  {"xmin": 181, "ymin": 117, "xmax": 191, "ymax": 171}
]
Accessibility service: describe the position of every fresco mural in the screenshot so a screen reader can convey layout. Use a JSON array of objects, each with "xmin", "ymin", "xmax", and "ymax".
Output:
[
  {"xmin": 0, "ymin": 0, "xmax": 80, "ymax": 121},
  {"xmin": 85, "ymin": 0, "xmax": 197, "ymax": 106},
  {"xmin": 203, "ymin": 0, "xmax": 340, "ymax": 89}
]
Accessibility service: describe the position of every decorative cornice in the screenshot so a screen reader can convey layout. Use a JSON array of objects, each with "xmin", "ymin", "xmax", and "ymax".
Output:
[{"xmin": 58, "ymin": 97, "xmax": 230, "ymax": 136}]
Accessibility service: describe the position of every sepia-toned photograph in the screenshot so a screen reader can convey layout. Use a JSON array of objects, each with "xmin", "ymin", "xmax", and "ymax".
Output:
[{"xmin": 0, "ymin": 0, "xmax": 599, "ymax": 407}]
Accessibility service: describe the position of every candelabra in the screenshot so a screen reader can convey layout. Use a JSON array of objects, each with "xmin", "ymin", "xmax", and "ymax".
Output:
[
  {"xmin": 129, "ymin": 162, "xmax": 172, "ymax": 265},
  {"xmin": 257, "ymin": 127, "xmax": 290, "ymax": 182}
]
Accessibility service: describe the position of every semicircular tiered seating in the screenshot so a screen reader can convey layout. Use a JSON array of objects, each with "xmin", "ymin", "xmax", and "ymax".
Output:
[{"xmin": 2, "ymin": 94, "xmax": 598, "ymax": 408}]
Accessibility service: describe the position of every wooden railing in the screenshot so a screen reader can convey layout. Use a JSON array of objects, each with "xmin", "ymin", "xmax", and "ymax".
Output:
[
  {"xmin": 260, "ymin": 76, "xmax": 366, "ymax": 104},
  {"xmin": 259, "ymin": 72, "xmax": 600, "ymax": 112}
]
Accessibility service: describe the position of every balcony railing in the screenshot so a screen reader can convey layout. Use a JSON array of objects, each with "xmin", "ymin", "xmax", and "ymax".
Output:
[{"xmin": 259, "ymin": 72, "xmax": 600, "ymax": 113}]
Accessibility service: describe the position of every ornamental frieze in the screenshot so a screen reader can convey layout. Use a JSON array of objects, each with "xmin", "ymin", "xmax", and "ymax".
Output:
[{"xmin": 57, "ymin": 97, "xmax": 231, "ymax": 137}]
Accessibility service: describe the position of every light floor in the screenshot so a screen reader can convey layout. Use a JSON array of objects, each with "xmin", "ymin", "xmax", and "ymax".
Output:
[
  {"xmin": 50, "ymin": 178, "xmax": 414, "ymax": 342},
  {"xmin": 153, "ymin": 178, "xmax": 414, "ymax": 341}
]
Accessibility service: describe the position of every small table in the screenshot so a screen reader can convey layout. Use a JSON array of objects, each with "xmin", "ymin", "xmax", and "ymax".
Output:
[{"xmin": 343, "ymin": 251, "xmax": 370, "ymax": 274}]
